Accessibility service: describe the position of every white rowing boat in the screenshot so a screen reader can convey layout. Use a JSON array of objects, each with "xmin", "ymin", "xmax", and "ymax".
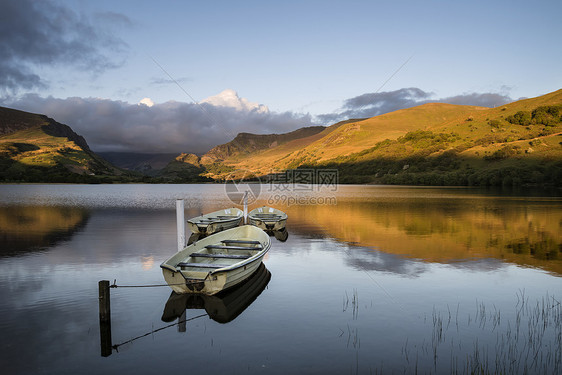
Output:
[
  {"xmin": 160, "ymin": 225, "xmax": 270, "ymax": 295},
  {"xmin": 248, "ymin": 206, "xmax": 287, "ymax": 230},
  {"xmin": 161, "ymin": 263, "xmax": 271, "ymax": 323},
  {"xmin": 187, "ymin": 207, "xmax": 243, "ymax": 234}
]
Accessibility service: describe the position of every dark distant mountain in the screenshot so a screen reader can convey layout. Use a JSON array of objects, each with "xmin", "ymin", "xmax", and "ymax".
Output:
[
  {"xmin": 158, "ymin": 153, "xmax": 211, "ymax": 182},
  {"xmin": 158, "ymin": 126, "xmax": 328, "ymax": 180},
  {"xmin": 0, "ymin": 106, "xmax": 127, "ymax": 182},
  {"xmin": 200, "ymin": 126, "xmax": 326, "ymax": 164},
  {"xmin": 98, "ymin": 152, "xmax": 177, "ymax": 175}
]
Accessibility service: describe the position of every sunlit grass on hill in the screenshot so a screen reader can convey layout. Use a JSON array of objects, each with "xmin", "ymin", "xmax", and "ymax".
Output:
[
  {"xmin": 0, "ymin": 108, "xmax": 134, "ymax": 183},
  {"xmin": 229, "ymin": 90, "xmax": 562, "ymax": 187}
]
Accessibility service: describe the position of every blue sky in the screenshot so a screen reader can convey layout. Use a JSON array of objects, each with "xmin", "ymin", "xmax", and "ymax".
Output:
[{"xmin": 1, "ymin": 0, "xmax": 561, "ymax": 153}]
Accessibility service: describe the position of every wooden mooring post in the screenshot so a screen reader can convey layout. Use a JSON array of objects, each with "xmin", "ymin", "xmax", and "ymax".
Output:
[{"xmin": 98, "ymin": 280, "xmax": 112, "ymax": 357}]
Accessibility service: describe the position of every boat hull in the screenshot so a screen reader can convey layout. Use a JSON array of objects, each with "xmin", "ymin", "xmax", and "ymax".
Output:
[
  {"xmin": 249, "ymin": 217, "xmax": 287, "ymax": 231},
  {"xmin": 161, "ymin": 263, "xmax": 271, "ymax": 323},
  {"xmin": 162, "ymin": 255, "xmax": 264, "ymax": 295},
  {"xmin": 248, "ymin": 206, "xmax": 288, "ymax": 231},
  {"xmin": 160, "ymin": 225, "xmax": 270, "ymax": 295},
  {"xmin": 187, "ymin": 208, "xmax": 244, "ymax": 234},
  {"xmin": 187, "ymin": 217, "xmax": 242, "ymax": 234}
]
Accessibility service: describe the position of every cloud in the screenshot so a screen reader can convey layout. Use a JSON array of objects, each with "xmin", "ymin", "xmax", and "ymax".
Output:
[
  {"xmin": 200, "ymin": 89, "xmax": 269, "ymax": 114},
  {"xmin": 438, "ymin": 92, "xmax": 513, "ymax": 107},
  {"xmin": 2, "ymin": 92, "xmax": 314, "ymax": 154},
  {"xmin": 139, "ymin": 98, "xmax": 154, "ymax": 107},
  {"xmin": 317, "ymin": 87, "xmax": 513, "ymax": 123},
  {"xmin": 0, "ymin": 0, "xmax": 128, "ymax": 94},
  {"xmin": 1, "ymin": 87, "xmax": 514, "ymax": 155}
]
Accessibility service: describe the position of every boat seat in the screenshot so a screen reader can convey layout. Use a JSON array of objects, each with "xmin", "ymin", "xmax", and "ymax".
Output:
[
  {"xmin": 222, "ymin": 240, "xmax": 261, "ymax": 244},
  {"xmin": 205, "ymin": 244, "xmax": 263, "ymax": 250},
  {"xmin": 177, "ymin": 262, "xmax": 230, "ymax": 269},
  {"xmin": 190, "ymin": 253, "xmax": 250, "ymax": 259}
]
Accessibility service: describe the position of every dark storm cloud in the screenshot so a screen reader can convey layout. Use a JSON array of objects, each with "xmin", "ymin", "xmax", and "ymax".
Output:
[
  {"xmin": 2, "ymin": 95, "xmax": 314, "ymax": 154},
  {"xmin": 318, "ymin": 88, "xmax": 513, "ymax": 123},
  {"xmin": 345, "ymin": 87, "xmax": 431, "ymax": 111},
  {"xmin": 0, "ymin": 0, "xmax": 128, "ymax": 93},
  {"xmin": 439, "ymin": 92, "xmax": 513, "ymax": 107}
]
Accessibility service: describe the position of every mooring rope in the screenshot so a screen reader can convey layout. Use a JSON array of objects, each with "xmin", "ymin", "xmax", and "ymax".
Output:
[
  {"xmin": 112, "ymin": 313, "xmax": 209, "ymax": 351},
  {"xmin": 110, "ymin": 283, "xmax": 180, "ymax": 288},
  {"xmin": 109, "ymin": 279, "xmax": 202, "ymax": 288}
]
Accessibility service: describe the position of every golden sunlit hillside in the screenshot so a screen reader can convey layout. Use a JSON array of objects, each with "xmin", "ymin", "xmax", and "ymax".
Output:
[
  {"xmin": 178, "ymin": 89, "xmax": 562, "ymax": 187},
  {"xmin": 0, "ymin": 106, "xmax": 133, "ymax": 182}
]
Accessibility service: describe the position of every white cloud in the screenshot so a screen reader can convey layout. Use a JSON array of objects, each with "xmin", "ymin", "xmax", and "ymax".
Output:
[
  {"xmin": 200, "ymin": 89, "xmax": 269, "ymax": 114},
  {"xmin": 139, "ymin": 97, "xmax": 154, "ymax": 107}
]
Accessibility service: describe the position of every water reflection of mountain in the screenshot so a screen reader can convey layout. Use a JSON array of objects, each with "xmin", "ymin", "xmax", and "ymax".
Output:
[
  {"xmin": 0, "ymin": 206, "xmax": 90, "ymax": 257},
  {"xmin": 282, "ymin": 198, "xmax": 562, "ymax": 275},
  {"xmin": 162, "ymin": 263, "xmax": 271, "ymax": 324}
]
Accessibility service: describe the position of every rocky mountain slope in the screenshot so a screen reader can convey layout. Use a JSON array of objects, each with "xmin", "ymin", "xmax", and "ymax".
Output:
[
  {"xmin": 164, "ymin": 89, "xmax": 562, "ymax": 186},
  {"xmin": 0, "ymin": 106, "xmax": 126, "ymax": 182}
]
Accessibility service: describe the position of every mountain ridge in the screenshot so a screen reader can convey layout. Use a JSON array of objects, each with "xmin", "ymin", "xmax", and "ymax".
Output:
[
  {"xmin": 200, "ymin": 125, "xmax": 327, "ymax": 164},
  {"xmin": 1, "ymin": 88, "xmax": 562, "ymax": 186},
  {"xmin": 169, "ymin": 89, "xmax": 562, "ymax": 186},
  {"xmin": 0, "ymin": 106, "xmax": 128, "ymax": 182}
]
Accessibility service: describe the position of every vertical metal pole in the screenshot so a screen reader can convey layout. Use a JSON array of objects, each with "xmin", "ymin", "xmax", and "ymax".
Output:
[
  {"xmin": 99, "ymin": 280, "xmax": 112, "ymax": 357},
  {"xmin": 243, "ymin": 191, "xmax": 248, "ymax": 225},
  {"xmin": 176, "ymin": 199, "xmax": 185, "ymax": 252}
]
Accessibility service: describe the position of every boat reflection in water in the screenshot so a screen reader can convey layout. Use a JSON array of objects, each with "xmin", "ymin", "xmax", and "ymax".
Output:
[
  {"xmin": 162, "ymin": 263, "xmax": 271, "ymax": 324},
  {"xmin": 268, "ymin": 227, "xmax": 288, "ymax": 242}
]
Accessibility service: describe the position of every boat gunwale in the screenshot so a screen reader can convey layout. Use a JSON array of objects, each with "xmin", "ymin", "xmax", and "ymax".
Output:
[
  {"xmin": 160, "ymin": 225, "xmax": 270, "ymax": 277},
  {"xmin": 187, "ymin": 208, "xmax": 244, "ymax": 226},
  {"xmin": 248, "ymin": 206, "xmax": 288, "ymax": 222}
]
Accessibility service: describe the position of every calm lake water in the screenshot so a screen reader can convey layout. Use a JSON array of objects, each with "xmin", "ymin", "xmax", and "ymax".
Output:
[{"xmin": 0, "ymin": 184, "xmax": 561, "ymax": 374}]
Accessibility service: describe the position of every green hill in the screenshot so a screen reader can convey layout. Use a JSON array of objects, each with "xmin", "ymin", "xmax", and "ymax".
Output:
[
  {"xmin": 177, "ymin": 89, "xmax": 562, "ymax": 186},
  {"xmin": 0, "ymin": 106, "xmax": 129, "ymax": 183},
  {"xmin": 316, "ymin": 90, "xmax": 562, "ymax": 185},
  {"xmin": 3, "ymin": 88, "xmax": 561, "ymax": 186}
]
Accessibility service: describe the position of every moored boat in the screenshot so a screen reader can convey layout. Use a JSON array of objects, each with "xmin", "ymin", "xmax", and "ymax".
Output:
[
  {"xmin": 248, "ymin": 206, "xmax": 287, "ymax": 230},
  {"xmin": 160, "ymin": 225, "xmax": 270, "ymax": 295},
  {"xmin": 187, "ymin": 207, "xmax": 243, "ymax": 234},
  {"xmin": 161, "ymin": 263, "xmax": 271, "ymax": 323}
]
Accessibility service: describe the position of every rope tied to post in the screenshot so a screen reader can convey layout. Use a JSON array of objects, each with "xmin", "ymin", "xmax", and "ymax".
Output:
[{"xmin": 109, "ymin": 279, "xmax": 203, "ymax": 288}]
